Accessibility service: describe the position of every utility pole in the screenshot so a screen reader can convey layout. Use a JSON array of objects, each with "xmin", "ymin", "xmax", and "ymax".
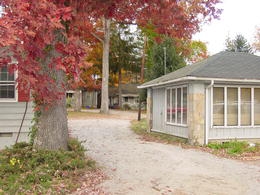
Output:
[{"xmin": 163, "ymin": 47, "xmax": 166, "ymax": 75}]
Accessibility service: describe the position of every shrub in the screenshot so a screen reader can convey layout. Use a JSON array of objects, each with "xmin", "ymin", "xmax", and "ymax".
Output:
[{"xmin": 122, "ymin": 103, "xmax": 131, "ymax": 110}]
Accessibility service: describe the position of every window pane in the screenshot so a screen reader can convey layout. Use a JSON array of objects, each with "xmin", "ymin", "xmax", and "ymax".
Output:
[
  {"xmin": 8, "ymin": 85, "xmax": 15, "ymax": 98},
  {"xmin": 213, "ymin": 87, "xmax": 224, "ymax": 126},
  {"xmin": 0, "ymin": 86, "xmax": 7, "ymax": 98},
  {"xmin": 171, "ymin": 89, "xmax": 176, "ymax": 123},
  {"xmin": 0, "ymin": 72, "xmax": 7, "ymax": 81},
  {"xmin": 183, "ymin": 87, "xmax": 187, "ymax": 124},
  {"xmin": 8, "ymin": 72, "xmax": 14, "ymax": 81},
  {"xmin": 254, "ymin": 88, "xmax": 260, "ymax": 125},
  {"xmin": 0, "ymin": 85, "xmax": 15, "ymax": 98},
  {"xmin": 0, "ymin": 66, "xmax": 12, "ymax": 81},
  {"xmin": 177, "ymin": 88, "xmax": 182, "ymax": 124},
  {"xmin": 241, "ymin": 88, "xmax": 251, "ymax": 126},
  {"xmin": 227, "ymin": 88, "xmax": 238, "ymax": 126},
  {"xmin": 166, "ymin": 89, "xmax": 171, "ymax": 122}
]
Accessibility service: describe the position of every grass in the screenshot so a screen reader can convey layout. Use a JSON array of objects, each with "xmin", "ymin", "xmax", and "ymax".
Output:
[
  {"xmin": 208, "ymin": 141, "xmax": 260, "ymax": 155},
  {"xmin": 131, "ymin": 119, "xmax": 260, "ymax": 158},
  {"xmin": 68, "ymin": 111, "xmax": 102, "ymax": 119},
  {"xmin": 131, "ymin": 119, "xmax": 187, "ymax": 144},
  {"xmin": 0, "ymin": 139, "xmax": 97, "ymax": 194}
]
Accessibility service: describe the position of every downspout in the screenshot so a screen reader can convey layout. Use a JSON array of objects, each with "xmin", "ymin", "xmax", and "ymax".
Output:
[{"xmin": 205, "ymin": 80, "xmax": 214, "ymax": 145}]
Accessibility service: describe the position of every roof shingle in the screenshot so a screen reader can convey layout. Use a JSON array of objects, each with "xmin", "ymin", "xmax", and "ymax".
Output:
[{"xmin": 140, "ymin": 51, "xmax": 260, "ymax": 88}]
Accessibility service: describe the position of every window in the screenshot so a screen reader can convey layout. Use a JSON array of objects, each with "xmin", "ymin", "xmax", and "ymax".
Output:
[
  {"xmin": 213, "ymin": 86, "xmax": 260, "ymax": 127},
  {"xmin": 213, "ymin": 87, "xmax": 224, "ymax": 126},
  {"xmin": 166, "ymin": 86, "xmax": 187, "ymax": 125},
  {"xmin": 166, "ymin": 89, "xmax": 171, "ymax": 122},
  {"xmin": 241, "ymin": 88, "xmax": 251, "ymax": 126},
  {"xmin": 254, "ymin": 88, "xmax": 260, "ymax": 125},
  {"xmin": 0, "ymin": 65, "xmax": 15, "ymax": 99},
  {"xmin": 227, "ymin": 88, "xmax": 238, "ymax": 126}
]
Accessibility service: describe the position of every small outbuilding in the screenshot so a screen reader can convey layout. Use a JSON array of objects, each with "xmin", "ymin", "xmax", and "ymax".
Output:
[{"xmin": 139, "ymin": 51, "xmax": 260, "ymax": 145}]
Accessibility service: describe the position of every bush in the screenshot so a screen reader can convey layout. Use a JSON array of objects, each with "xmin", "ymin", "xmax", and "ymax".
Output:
[{"xmin": 122, "ymin": 103, "xmax": 131, "ymax": 110}]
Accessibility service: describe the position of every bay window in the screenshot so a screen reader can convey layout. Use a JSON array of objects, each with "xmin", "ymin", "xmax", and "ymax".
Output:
[
  {"xmin": 166, "ymin": 86, "xmax": 187, "ymax": 125},
  {"xmin": 213, "ymin": 86, "xmax": 260, "ymax": 127}
]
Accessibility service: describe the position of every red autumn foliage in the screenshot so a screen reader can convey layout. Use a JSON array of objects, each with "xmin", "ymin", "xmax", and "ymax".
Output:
[
  {"xmin": 0, "ymin": 0, "xmax": 222, "ymax": 105},
  {"xmin": 0, "ymin": 0, "xmax": 86, "ymax": 105}
]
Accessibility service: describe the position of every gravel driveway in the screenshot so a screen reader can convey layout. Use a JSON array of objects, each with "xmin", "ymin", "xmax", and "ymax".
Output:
[{"xmin": 69, "ymin": 115, "xmax": 260, "ymax": 195}]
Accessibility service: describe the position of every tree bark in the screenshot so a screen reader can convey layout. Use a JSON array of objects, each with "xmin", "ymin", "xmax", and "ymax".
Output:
[
  {"xmin": 100, "ymin": 18, "xmax": 111, "ymax": 114},
  {"xmin": 118, "ymin": 67, "xmax": 122, "ymax": 108},
  {"xmin": 140, "ymin": 36, "xmax": 147, "ymax": 83},
  {"xmin": 34, "ymin": 70, "xmax": 68, "ymax": 150}
]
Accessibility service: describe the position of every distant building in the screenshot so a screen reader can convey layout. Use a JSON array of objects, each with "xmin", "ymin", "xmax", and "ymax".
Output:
[{"xmin": 109, "ymin": 83, "xmax": 139, "ymax": 109}]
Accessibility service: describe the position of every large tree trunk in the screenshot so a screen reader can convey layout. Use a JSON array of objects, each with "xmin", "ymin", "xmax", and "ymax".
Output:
[
  {"xmin": 118, "ymin": 67, "xmax": 122, "ymax": 108},
  {"xmin": 34, "ymin": 70, "xmax": 68, "ymax": 150},
  {"xmin": 100, "ymin": 18, "xmax": 111, "ymax": 114}
]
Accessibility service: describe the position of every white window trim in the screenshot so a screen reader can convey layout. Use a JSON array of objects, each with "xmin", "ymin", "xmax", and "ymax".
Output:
[
  {"xmin": 0, "ymin": 67, "xmax": 18, "ymax": 102},
  {"xmin": 165, "ymin": 85, "xmax": 188, "ymax": 127},
  {"xmin": 212, "ymin": 85, "xmax": 260, "ymax": 128}
]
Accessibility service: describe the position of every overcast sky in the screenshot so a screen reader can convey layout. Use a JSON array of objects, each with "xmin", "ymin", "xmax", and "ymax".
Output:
[{"xmin": 193, "ymin": 0, "xmax": 260, "ymax": 55}]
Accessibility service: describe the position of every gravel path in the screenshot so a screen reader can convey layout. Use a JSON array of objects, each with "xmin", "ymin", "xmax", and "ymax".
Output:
[{"xmin": 69, "ymin": 117, "xmax": 260, "ymax": 195}]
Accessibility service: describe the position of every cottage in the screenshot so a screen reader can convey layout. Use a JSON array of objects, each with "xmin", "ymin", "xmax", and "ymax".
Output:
[
  {"xmin": 139, "ymin": 51, "xmax": 260, "ymax": 145},
  {"xmin": 109, "ymin": 83, "xmax": 139, "ymax": 109},
  {"xmin": 0, "ymin": 65, "xmax": 33, "ymax": 149}
]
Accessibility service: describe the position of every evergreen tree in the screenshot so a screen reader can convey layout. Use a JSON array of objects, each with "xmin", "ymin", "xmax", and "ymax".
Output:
[
  {"xmin": 146, "ymin": 37, "xmax": 186, "ymax": 80},
  {"xmin": 225, "ymin": 34, "xmax": 253, "ymax": 53}
]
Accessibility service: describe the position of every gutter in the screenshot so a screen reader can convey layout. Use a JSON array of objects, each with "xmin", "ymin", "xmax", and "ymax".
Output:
[
  {"xmin": 138, "ymin": 76, "xmax": 260, "ymax": 89},
  {"xmin": 205, "ymin": 80, "xmax": 214, "ymax": 145}
]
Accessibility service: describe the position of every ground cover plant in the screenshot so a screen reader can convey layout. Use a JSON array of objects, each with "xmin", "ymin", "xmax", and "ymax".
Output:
[
  {"xmin": 0, "ymin": 139, "xmax": 101, "ymax": 194},
  {"xmin": 208, "ymin": 141, "xmax": 260, "ymax": 155},
  {"xmin": 131, "ymin": 119, "xmax": 260, "ymax": 160}
]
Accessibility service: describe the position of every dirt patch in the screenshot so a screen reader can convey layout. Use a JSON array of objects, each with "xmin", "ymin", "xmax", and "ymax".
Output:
[
  {"xmin": 70, "ymin": 117, "xmax": 260, "ymax": 195},
  {"xmin": 68, "ymin": 109, "xmax": 145, "ymax": 120}
]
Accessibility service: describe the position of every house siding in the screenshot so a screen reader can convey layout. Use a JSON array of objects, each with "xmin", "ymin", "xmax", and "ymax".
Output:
[
  {"xmin": 0, "ymin": 102, "xmax": 33, "ymax": 149},
  {"xmin": 151, "ymin": 87, "xmax": 188, "ymax": 138},
  {"xmin": 208, "ymin": 127, "xmax": 260, "ymax": 140}
]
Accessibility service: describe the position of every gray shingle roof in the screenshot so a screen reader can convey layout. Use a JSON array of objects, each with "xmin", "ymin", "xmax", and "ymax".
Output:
[
  {"xmin": 140, "ymin": 51, "xmax": 260, "ymax": 88},
  {"xmin": 109, "ymin": 83, "xmax": 139, "ymax": 97}
]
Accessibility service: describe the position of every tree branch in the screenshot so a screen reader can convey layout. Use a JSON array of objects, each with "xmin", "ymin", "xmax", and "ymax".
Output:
[{"xmin": 91, "ymin": 32, "xmax": 104, "ymax": 43}]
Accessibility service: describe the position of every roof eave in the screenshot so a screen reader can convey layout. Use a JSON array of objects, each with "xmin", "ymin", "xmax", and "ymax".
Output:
[{"xmin": 138, "ymin": 76, "xmax": 260, "ymax": 89}]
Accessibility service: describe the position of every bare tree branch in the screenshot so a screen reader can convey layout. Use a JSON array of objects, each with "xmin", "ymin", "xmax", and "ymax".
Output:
[{"xmin": 91, "ymin": 32, "xmax": 104, "ymax": 43}]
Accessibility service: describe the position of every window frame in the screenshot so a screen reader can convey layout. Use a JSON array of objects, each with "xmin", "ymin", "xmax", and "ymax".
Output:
[
  {"xmin": 0, "ymin": 65, "xmax": 17, "ymax": 102},
  {"xmin": 211, "ymin": 85, "xmax": 260, "ymax": 128},
  {"xmin": 165, "ymin": 85, "xmax": 188, "ymax": 127}
]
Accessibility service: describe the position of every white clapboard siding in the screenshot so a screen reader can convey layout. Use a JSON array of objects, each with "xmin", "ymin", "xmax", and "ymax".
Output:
[
  {"xmin": 209, "ymin": 127, "xmax": 260, "ymax": 140},
  {"xmin": 0, "ymin": 102, "xmax": 33, "ymax": 149},
  {"xmin": 152, "ymin": 88, "xmax": 188, "ymax": 139}
]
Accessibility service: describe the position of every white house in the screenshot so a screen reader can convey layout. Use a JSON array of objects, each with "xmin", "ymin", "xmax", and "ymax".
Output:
[
  {"xmin": 139, "ymin": 52, "xmax": 260, "ymax": 145},
  {"xmin": 0, "ymin": 65, "xmax": 33, "ymax": 149}
]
